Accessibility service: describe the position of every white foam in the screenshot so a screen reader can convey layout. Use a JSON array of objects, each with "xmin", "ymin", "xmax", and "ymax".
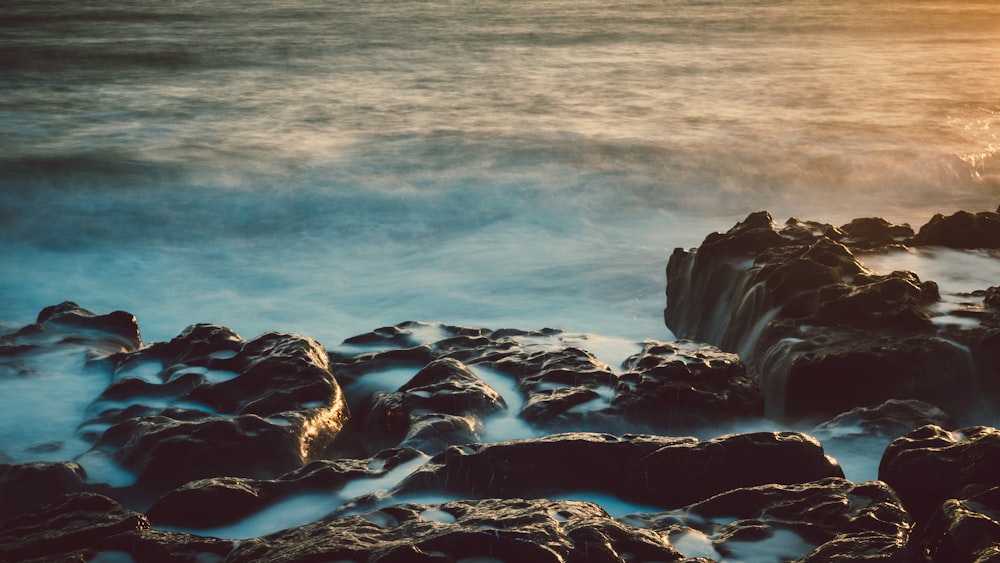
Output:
[
  {"xmin": 173, "ymin": 492, "xmax": 337, "ymax": 539},
  {"xmin": 467, "ymin": 364, "xmax": 523, "ymax": 412},
  {"xmin": 339, "ymin": 453, "xmax": 431, "ymax": 500},
  {"xmin": 419, "ymin": 508, "xmax": 457, "ymax": 523},
  {"xmin": 0, "ymin": 346, "xmax": 110, "ymax": 462},
  {"xmin": 75, "ymin": 450, "xmax": 137, "ymax": 488},
  {"xmin": 671, "ymin": 529, "xmax": 721, "ymax": 560},
  {"xmin": 724, "ymin": 528, "xmax": 816, "ymax": 563},
  {"xmin": 114, "ymin": 360, "xmax": 163, "ymax": 384},
  {"xmin": 347, "ymin": 367, "xmax": 421, "ymax": 397}
]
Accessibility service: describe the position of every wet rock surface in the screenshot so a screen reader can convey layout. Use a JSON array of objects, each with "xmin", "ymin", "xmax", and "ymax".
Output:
[
  {"xmin": 388, "ymin": 431, "xmax": 842, "ymax": 509},
  {"xmin": 626, "ymin": 478, "xmax": 916, "ymax": 562},
  {"xmin": 880, "ymin": 425, "xmax": 1000, "ymax": 561},
  {"xmin": 665, "ymin": 208, "xmax": 1000, "ymax": 425},
  {"xmin": 3, "ymin": 205, "xmax": 1000, "ymax": 562}
]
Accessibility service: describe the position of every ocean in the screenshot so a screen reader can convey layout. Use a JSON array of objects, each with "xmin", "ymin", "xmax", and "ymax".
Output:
[
  {"xmin": 3, "ymin": 0, "xmax": 998, "ymax": 347},
  {"xmin": 2, "ymin": 0, "xmax": 1000, "ymax": 503}
]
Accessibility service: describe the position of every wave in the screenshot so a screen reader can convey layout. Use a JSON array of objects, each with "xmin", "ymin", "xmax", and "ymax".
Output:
[{"xmin": 2, "ymin": 130, "xmax": 998, "ymax": 252}]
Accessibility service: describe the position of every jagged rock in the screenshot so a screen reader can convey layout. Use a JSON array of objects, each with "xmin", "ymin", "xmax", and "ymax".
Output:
[
  {"xmin": 913, "ymin": 208, "xmax": 1000, "ymax": 248},
  {"xmin": 334, "ymin": 322, "xmax": 768, "ymax": 440},
  {"xmin": 391, "ymin": 431, "xmax": 842, "ymax": 510},
  {"xmin": 665, "ymin": 210, "xmax": 996, "ymax": 423},
  {"xmin": 363, "ymin": 358, "xmax": 505, "ymax": 455},
  {"xmin": 85, "ymin": 328, "xmax": 351, "ymax": 492},
  {"xmin": 226, "ymin": 498, "xmax": 693, "ymax": 563},
  {"xmin": 879, "ymin": 425, "xmax": 1000, "ymax": 523},
  {"xmin": 0, "ymin": 462, "xmax": 92, "ymax": 524},
  {"xmin": 627, "ymin": 478, "xmax": 916, "ymax": 562},
  {"xmin": 0, "ymin": 492, "xmax": 149, "ymax": 561},
  {"xmin": 840, "ymin": 216, "xmax": 914, "ymax": 248},
  {"xmin": 147, "ymin": 447, "xmax": 427, "ymax": 529},
  {"xmin": 4, "ymin": 301, "xmax": 142, "ymax": 353},
  {"xmin": 612, "ymin": 340, "xmax": 763, "ymax": 431}
]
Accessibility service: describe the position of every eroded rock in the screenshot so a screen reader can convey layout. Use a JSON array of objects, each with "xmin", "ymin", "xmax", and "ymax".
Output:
[
  {"xmin": 665, "ymin": 210, "xmax": 1000, "ymax": 423},
  {"xmin": 391, "ymin": 431, "xmax": 842, "ymax": 510}
]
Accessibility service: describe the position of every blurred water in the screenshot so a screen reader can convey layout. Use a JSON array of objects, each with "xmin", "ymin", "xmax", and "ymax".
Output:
[{"xmin": 1, "ymin": 0, "xmax": 998, "ymax": 344}]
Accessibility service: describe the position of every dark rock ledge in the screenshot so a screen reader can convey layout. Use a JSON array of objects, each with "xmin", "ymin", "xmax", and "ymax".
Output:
[{"xmin": 1, "ymin": 206, "xmax": 999, "ymax": 561}]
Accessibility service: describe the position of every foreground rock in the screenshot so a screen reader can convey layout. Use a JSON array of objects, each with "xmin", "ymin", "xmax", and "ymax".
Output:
[
  {"xmin": 879, "ymin": 424, "xmax": 1000, "ymax": 561},
  {"xmin": 665, "ymin": 209, "xmax": 1000, "ymax": 424},
  {"xmin": 228, "ymin": 498, "xmax": 697, "ymax": 563},
  {"xmin": 388, "ymin": 431, "xmax": 842, "ymax": 510},
  {"xmin": 0, "ymin": 492, "xmax": 232, "ymax": 562},
  {"xmin": 627, "ymin": 477, "xmax": 916, "ymax": 562},
  {"xmin": 0, "ymin": 308, "xmax": 351, "ymax": 518}
]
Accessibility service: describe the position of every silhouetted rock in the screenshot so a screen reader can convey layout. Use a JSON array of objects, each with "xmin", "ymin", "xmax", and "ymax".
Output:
[
  {"xmin": 0, "ymin": 491, "xmax": 233, "ymax": 562},
  {"xmin": 840, "ymin": 216, "xmax": 914, "ymax": 248},
  {"xmin": 913, "ymin": 209, "xmax": 1000, "ymax": 248},
  {"xmin": 333, "ymin": 322, "xmax": 767, "ymax": 439}
]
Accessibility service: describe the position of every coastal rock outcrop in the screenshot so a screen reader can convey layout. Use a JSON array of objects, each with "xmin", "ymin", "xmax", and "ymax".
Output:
[{"xmin": 665, "ymin": 209, "xmax": 1000, "ymax": 423}]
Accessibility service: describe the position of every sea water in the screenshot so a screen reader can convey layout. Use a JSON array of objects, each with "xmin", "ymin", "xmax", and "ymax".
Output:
[
  {"xmin": 2, "ymin": 1, "xmax": 1000, "ymax": 557},
  {"xmin": 2, "ymin": 0, "xmax": 998, "ymax": 346}
]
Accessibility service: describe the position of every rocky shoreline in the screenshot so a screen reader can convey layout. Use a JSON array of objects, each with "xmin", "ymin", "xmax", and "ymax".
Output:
[{"xmin": 2, "ymin": 208, "xmax": 999, "ymax": 562}]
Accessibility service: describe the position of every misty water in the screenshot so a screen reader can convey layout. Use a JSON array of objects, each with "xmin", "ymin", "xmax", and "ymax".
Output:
[{"xmin": 2, "ymin": 0, "xmax": 1000, "ymax": 558}]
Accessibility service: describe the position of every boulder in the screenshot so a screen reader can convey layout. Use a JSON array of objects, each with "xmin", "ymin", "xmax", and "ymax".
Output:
[
  {"xmin": 147, "ymin": 447, "xmax": 428, "ymax": 530},
  {"xmin": 612, "ymin": 340, "xmax": 763, "ymax": 432},
  {"xmin": 7, "ymin": 301, "xmax": 142, "ymax": 353},
  {"xmin": 0, "ymin": 492, "xmax": 148, "ymax": 561},
  {"xmin": 392, "ymin": 431, "xmax": 842, "ymax": 510},
  {"xmin": 83, "ymin": 328, "xmax": 351, "ymax": 493},
  {"xmin": 362, "ymin": 358, "xmax": 506, "ymax": 455},
  {"xmin": 880, "ymin": 425, "xmax": 1000, "ymax": 522},
  {"xmin": 912, "ymin": 209, "xmax": 1000, "ymax": 248},
  {"xmin": 0, "ymin": 461, "xmax": 92, "ymax": 524}
]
